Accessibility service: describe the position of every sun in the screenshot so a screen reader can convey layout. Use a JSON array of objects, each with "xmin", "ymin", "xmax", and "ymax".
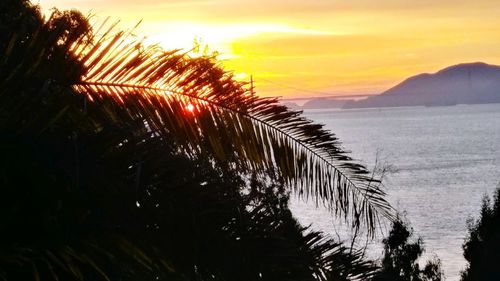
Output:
[{"xmin": 185, "ymin": 103, "xmax": 195, "ymax": 113}]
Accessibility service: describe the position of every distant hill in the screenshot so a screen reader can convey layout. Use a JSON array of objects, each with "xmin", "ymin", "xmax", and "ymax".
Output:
[
  {"xmin": 343, "ymin": 62, "xmax": 500, "ymax": 108},
  {"xmin": 302, "ymin": 98, "xmax": 347, "ymax": 109},
  {"xmin": 281, "ymin": 101, "xmax": 300, "ymax": 110}
]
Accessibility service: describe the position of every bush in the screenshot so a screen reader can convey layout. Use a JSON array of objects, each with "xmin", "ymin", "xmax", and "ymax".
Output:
[
  {"xmin": 461, "ymin": 185, "xmax": 500, "ymax": 281},
  {"xmin": 372, "ymin": 218, "xmax": 443, "ymax": 281}
]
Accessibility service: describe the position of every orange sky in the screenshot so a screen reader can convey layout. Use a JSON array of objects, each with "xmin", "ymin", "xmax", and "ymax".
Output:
[{"xmin": 39, "ymin": 0, "xmax": 500, "ymax": 99}]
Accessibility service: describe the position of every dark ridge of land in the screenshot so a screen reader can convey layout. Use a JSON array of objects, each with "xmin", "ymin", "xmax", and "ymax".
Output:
[{"xmin": 302, "ymin": 98, "xmax": 347, "ymax": 109}]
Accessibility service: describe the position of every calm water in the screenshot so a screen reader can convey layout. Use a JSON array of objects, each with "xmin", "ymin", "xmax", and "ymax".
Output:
[{"xmin": 291, "ymin": 103, "xmax": 500, "ymax": 280}]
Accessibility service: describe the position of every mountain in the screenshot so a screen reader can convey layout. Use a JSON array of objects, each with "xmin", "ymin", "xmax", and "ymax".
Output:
[
  {"xmin": 343, "ymin": 62, "xmax": 500, "ymax": 108},
  {"xmin": 302, "ymin": 98, "xmax": 348, "ymax": 109},
  {"xmin": 281, "ymin": 101, "xmax": 300, "ymax": 110}
]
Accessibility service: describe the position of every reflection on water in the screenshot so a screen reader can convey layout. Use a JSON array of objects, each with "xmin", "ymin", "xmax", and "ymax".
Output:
[{"xmin": 291, "ymin": 104, "xmax": 500, "ymax": 280}]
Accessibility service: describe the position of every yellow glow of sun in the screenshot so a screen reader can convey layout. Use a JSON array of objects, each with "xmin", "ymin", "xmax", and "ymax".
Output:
[
  {"xmin": 143, "ymin": 22, "xmax": 334, "ymax": 56},
  {"xmin": 140, "ymin": 22, "xmax": 336, "ymax": 84}
]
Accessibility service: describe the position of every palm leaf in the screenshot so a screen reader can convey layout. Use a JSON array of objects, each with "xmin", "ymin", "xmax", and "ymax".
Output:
[{"xmin": 68, "ymin": 24, "xmax": 394, "ymax": 234}]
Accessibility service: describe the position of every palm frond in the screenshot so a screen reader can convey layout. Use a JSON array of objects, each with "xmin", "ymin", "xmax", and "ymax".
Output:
[{"xmin": 69, "ymin": 24, "xmax": 394, "ymax": 234}]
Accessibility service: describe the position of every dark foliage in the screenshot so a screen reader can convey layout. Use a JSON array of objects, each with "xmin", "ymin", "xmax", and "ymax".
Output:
[
  {"xmin": 0, "ymin": 123, "xmax": 376, "ymax": 280},
  {"xmin": 0, "ymin": 1, "xmax": 384, "ymax": 280},
  {"xmin": 461, "ymin": 185, "xmax": 500, "ymax": 281},
  {"xmin": 372, "ymin": 218, "xmax": 442, "ymax": 281}
]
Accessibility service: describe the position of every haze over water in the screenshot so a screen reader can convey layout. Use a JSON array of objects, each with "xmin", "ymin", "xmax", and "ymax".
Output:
[{"xmin": 292, "ymin": 103, "xmax": 500, "ymax": 280}]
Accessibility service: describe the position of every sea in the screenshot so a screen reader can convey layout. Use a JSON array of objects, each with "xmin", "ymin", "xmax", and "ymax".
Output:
[{"xmin": 290, "ymin": 103, "xmax": 500, "ymax": 280}]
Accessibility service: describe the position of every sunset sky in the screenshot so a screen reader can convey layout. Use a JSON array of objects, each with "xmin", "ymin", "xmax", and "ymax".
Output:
[{"xmin": 38, "ymin": 0, "xmax": 500, "ymax": 99}]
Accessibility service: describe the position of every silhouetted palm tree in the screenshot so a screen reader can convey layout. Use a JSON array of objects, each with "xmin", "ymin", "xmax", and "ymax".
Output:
[
  {"xmin": 0, "ymin": 1, "xmax": 393, "ymax": 280},
  {"xmin": 3, "ymin": 0, "xmax": 393, "ymax": 234},
  {"xmin": 71, "ymin": 15, "xmax": 393, "ymax": 234}
]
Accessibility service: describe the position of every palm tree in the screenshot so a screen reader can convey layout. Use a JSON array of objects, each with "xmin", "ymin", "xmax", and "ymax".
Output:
[
  {"xmin": 71, "ymin": 16, "xmax": 393, "ymax": 234},
  {"xmin": 0, "ymin": 1, "xmax": 393, "ymax": 280}
]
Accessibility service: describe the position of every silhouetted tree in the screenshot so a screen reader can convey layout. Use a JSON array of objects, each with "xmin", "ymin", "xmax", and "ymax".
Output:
[
  {"xmin": 372, "ymin": 218, "xmax": 443, "ymax": 281},
  {"xmin": 0, "ymin": 0, "xmax": 393, "ymax": 280},
  {"xmin": 461, "ymin": 185, "xmax": 500, "ymax": 281}
]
